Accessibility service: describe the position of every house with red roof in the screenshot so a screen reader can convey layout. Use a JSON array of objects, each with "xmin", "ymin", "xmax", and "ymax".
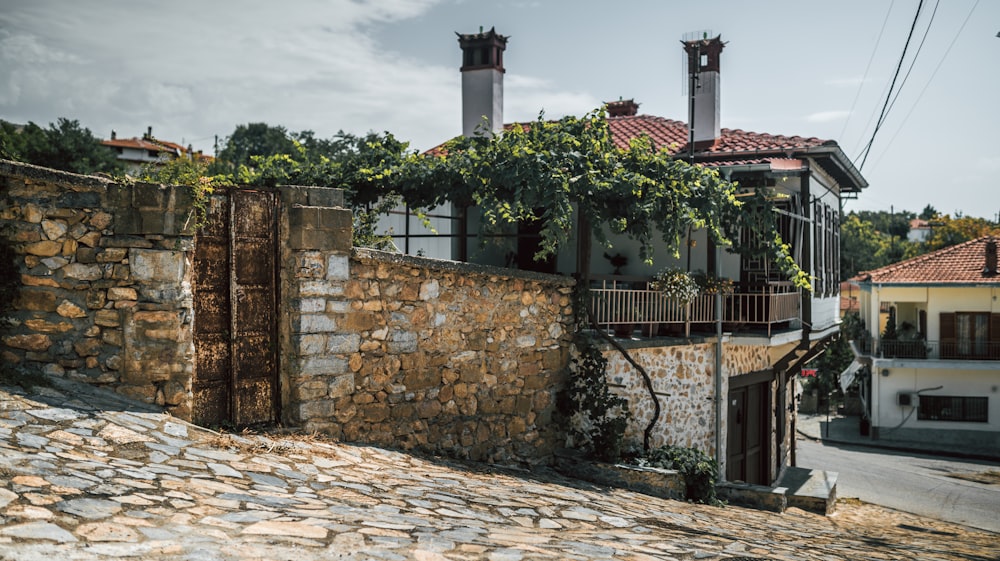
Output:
[
  {"xmin": 390, "ymin": 29, "xmax": 869, "ymax": 486},
  {"xmin": 850, "ymin": 236, "xmax": 1000, "ymax": 450},
  {"xmin": 101, "ymin": 126, "xmax": 212, "ymax": 173}
]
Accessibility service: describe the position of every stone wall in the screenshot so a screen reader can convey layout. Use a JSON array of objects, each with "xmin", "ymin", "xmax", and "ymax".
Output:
[
  {"xmin": 284, "ymin": 248, "xmax": 575, "ymax": 465},
  {"xmin": 0, "ymin": 160, "xmax": 197, "ymax": 416},
  {"xmin": 603, "ymin": 340, "xmax": 771, "ymax": 457}
]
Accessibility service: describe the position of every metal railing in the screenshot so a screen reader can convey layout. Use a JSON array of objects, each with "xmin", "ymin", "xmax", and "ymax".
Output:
[
  {"xmin": 589, "ymin": 276, "xmax": 799, "ymax": 338},
  {"xmin": 853, "ymin": 335, "xmax": 1000, "ymax": 361}
]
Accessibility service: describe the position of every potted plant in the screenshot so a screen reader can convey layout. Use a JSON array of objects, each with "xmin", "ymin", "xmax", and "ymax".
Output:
[{"xmin": 650, "ymin": 268, "xmax": 699, "ymax": 337}]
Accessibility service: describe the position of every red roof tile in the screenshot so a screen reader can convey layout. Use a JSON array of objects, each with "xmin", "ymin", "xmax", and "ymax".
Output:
[
  {"xmin": 426, "ymin": 110, "xmax": 865, "ymax": 191},
  {"xmin": 606, "ymin": 114, "xmax": 829, "ymax": 161},
  {"xmin": 853, "ymin": 236, "xmax": 1000, "ymax": 285}
]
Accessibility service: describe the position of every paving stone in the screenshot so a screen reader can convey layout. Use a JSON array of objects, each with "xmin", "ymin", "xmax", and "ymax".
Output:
[
  {"xmin": 2, "ymin": 385, "xmax": 998, "ymax": 561},
  {"xmin": 0, "ymin": 521, "xmax": 79, "ymax": 542},
  {"xmin": 56, "ymin": 498, "xmax": 123, "ymax": 519}
]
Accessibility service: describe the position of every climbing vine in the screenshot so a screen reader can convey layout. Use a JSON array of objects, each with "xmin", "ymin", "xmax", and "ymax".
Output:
[{"xmin": 556, "ymin": 334, "xmax": 630, "ymax": 463}]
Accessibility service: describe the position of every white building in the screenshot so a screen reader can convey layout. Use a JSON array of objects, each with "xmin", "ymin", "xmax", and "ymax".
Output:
[{"xmin": 851, "ymin": 236, "xmax": 1000, "ymax": 450}]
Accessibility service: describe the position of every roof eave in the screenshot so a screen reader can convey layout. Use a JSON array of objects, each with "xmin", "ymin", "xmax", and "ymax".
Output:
[{"xmin": 799, "ymin": 144, "xmax": 868, "ymax": 193}]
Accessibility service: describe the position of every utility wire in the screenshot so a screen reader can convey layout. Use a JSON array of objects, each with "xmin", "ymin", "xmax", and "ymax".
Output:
[
  {"xmin": 855, "ymin": 0, "xmax": 925, "ymax": 170},
  {"xmin": 839, "ymin": 0, "xmax": 896, "ymax": 146},
  {"xmin": 869, "ymin": 0, "xmax": 980, "ymax": 171},
  {"xmin": 882, "ymin": 0, "xmax": 940, "ymax": 127}
]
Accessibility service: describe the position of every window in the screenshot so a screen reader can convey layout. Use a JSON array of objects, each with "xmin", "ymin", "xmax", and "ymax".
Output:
[
  {"xmin": 940, "ymin": 312, "xmax": 999, "ymax": 359},
  {"xmin": 918, "ymin": 395, "xmax": 988, "ymax": 422}
]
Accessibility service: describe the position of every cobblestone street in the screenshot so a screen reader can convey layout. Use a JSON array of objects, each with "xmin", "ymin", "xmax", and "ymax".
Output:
[{"xmin": 1, "ymin": 380, "xmax": 997, "ymax": 561}]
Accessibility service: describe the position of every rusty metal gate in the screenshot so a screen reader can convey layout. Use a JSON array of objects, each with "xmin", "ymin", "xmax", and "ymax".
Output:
[{"xmin": 193, "ymin": 188, "xmax": 279, "ymax": 427}]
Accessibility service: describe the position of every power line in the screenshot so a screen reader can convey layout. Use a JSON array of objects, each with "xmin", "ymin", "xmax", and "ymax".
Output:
[
  {"xmin": 839, "ymin": 0, "xmax": 896, "ymax": 146},
  {"xmin": 881, "ymin": 0, "xmax": 940, "ymax": 128},
  {"xmin": 868, "ymin": 0, "xmax": 981, "ymax": 171},
  {"xmin": 855, "ymin": 0, "xmax": 925, "ymax": 170}
]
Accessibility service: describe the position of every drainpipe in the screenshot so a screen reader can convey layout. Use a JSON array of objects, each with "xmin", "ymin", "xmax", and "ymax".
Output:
[{"xmin": 715, "ymin": 241, "xmax": 724, "ymax": 480}]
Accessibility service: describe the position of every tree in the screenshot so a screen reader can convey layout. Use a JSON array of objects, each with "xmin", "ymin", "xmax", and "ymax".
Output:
[
  {"xmin": 215, "ymin": 123, "xmax": 301, "ymax": 170},
  {"xmin": 0, "ymin": 118, "xmax": 123, "ymax": 175},
  {"xmin": 919, "ymin": 204, "xmax": 937, "ymax": 220},
  {"xmin": 921, "ymin": 215, "xmax": 1000, "ymax": 252},
  {"xmin": 840, "ymin": 213, "xmax": 890, "ymax": 279},
  {"xmin": 165, "ymin": 110, "xmax": 808, "ymax": 286}
]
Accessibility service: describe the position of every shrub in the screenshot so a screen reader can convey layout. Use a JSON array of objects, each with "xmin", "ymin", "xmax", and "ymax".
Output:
[{"xmin": 637, "ymin": 445, "xmax": 720, "ymax": 504}]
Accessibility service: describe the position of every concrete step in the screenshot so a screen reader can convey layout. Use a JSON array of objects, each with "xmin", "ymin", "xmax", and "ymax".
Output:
[{"xmin": 778, "ymin": 467, "xmax": 838, "ymax": 515}]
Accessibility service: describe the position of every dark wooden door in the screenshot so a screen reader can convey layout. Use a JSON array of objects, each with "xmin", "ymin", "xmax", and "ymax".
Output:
[
  {"xmin": 193, "ymin": 189, "xmax": 279, "ymax": 427},
  {"xmin": 727, "ymin": 381, "xmax": 770, "ymax": 485}
]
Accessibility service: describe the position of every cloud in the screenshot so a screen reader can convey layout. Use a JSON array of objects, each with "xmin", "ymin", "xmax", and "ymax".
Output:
[{"xmin": 805, "ymin": 110, "xmax": 849, "ymax": 123}]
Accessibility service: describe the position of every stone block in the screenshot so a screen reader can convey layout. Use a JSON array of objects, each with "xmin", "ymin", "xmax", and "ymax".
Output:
[
  {"xmin": 403, "ymin": 369, "xmax": 442, "ymax": 391},
  {"xmin": 21, "ymin": 275, "xmax": 59, "ymax": 288},
  {"xmin": 23, "ymin": 240, "xmax": 62, "ymax": 257},
  {"xmin": 298, "ymin": 280, "xmax": 344, "ymax": 297},
  {"xmin": 107, "ymin": 287, "xmax": 138, "ymax": 301},
  {"xmin": 295, "ymin": 333, "xmax": 327, "ymax": 355},
  {"xmin": 296, "ymin": 313, "xmax": 337, "ymax": 334},
  {"xmin": 129, "ymin": 249, "xmax": 185, "ymax": 283},
  {"xmin": 96, "ymin": 248, "xmax": 128, "ymax": 263},
  {"xmin": 131, "ymin": 183, "xmax": 165, "ymax": 208},
  {"xmin": 300, "ymin": 356, "xmax": 348, "ymax": 376},
  {"xmin": 23, "ymin": 203, "xmax": 44, "ymax": 223},
  {"xmin": 328, "ymin": 374, "xmax": 356, "ymax": 398},
  {"xmin": 89, "ymin": 211, "xmax": 113, "ymax": 231},
  {"xmin": 298, "ymin": 399, "xmax": 337, "ymax": 420},
  {"xmin": 56, "ymin": 300, "xmax": 88, "ymax": 318},
  {"xmin": 2, "ymin": 333, "xmax": 52, "ymax": 352},
  {"xmin": 387, "ymin": 330, "xmax": 417, "ymax": 354},
  {"xmin": 16, "ymin": 288, "xmax": 57, "ymax": 311},
  {"xmin": 327, "ymin": 333, "xmax": 361, "ymax": 354},
  {"xmin": 56, "ymin": 191, "xmax": 100, "ymax": 208},
  {"xmin": 24, "ymin": 319, "xmax": 74, "ymax": 333},
  {"xmin": 94, "ymin": 309, "xmax": 120, "ymax": 327},
  {"xmin": 41, "ymin": 219, "xmax": 68, "ymax": 240},
  {"xmin": 73, "ymin": 338, "xmax": 102, "ymax": 357},
  {"xmin": 77, "ymin": 231, "xmax": 101, "ymax": 248},
  {"xmin": 61, "ymin": 263, "xmax": 102, "ymax": 281},
  {"xmin": 326, "ymin": 254, "xmax": 350, "ymax": 281}
]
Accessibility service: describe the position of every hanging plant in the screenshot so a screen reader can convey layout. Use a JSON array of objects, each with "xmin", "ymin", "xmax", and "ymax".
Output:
[
  {"xmin": 692, "ymin": 271, "xmax": 734, "ymax": 295},
  {"xmin": 650, "ymin": 268, "xmax": 699, "ymax": 303}
]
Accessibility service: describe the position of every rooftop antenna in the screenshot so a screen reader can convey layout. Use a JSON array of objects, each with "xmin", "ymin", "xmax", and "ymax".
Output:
[{"xmin": 680, "ymin": 29, "xmax": 712, "ymax": 96}]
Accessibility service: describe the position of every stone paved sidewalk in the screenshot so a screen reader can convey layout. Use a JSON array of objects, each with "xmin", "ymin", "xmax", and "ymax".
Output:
[{"xmin": 1, "ymin": 381, "xmax": 997, "ymax": 561}]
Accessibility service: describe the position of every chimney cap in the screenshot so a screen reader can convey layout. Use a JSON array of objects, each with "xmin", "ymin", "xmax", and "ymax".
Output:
[
  {"xmin": 984, "ymin": 239, "xmax": 998, "ymax": 276},
  {"xmin": 605, "ymin": 98, "xmax": 639, "ymax": 117}
]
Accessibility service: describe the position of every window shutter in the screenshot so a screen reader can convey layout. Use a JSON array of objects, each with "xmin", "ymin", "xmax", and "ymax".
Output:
[
  {"xmin": 940, "ymin": 313, "xmax": 956, "ymax": 340},
  {"xmin": 940, "ymin": 313, "xmax": 956, "ymax": 359},
  {"xmin": 991, "ymin": 313, "xmax": 1000, "ymax": 358}
]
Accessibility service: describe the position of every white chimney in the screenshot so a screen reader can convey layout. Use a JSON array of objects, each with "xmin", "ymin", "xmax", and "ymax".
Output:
[
  {"xmin": 457, "ymin": 27, "xmax": 507, "ymax": 137},
  {"xmin": 682, "ymin": 35, "xmax": 725, "ymax": 150}
]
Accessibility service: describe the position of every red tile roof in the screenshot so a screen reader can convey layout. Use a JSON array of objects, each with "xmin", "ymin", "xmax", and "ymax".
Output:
[
  {"xmin": 606, "ymin": 114, "xmax": 830, "ymax": 158},
  {"xmin": 101, "ymin": 137, "xmax": 179, "ymax": 154},
  {"xmin": 429, "ymin": 111, "xmax": 865, "ymax": 190},
  {"xmin": 853, "ymin": 236, "xmax": 1000, "ymax": 285}
]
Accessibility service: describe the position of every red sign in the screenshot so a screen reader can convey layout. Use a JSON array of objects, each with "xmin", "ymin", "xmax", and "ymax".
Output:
[{"xmin": 801, "ymin": 368, "xmax": 817, "ymax": 377}]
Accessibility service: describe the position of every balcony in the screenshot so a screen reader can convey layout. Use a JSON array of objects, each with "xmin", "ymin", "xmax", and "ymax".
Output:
[
  {"xmin": 588, "ymin": 275, "xmax": 800, "ymax": 338},
  {"xmin": 853, "ymin": 335, "xmax": 1000, "ymax": 361}
]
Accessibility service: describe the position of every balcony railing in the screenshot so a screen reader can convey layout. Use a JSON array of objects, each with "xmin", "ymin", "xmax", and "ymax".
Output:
[
  {"xmin": 588, "ymin": 276, "xmax": 799, "ymax": 338},
  {"xmin": 854, "ymin": 335, "xmax": 1000, "ymax": 361}
]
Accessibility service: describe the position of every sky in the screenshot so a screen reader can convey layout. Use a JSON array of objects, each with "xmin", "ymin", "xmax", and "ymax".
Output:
[{"xmin": 1, "ymin": 0, "xmax": 997, "ymax": 219}]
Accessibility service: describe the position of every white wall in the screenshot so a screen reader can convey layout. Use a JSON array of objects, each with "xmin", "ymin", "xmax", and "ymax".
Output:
[{"xmin": 871, "ymin": 364, "xmax": 1000, "ymax": 437}]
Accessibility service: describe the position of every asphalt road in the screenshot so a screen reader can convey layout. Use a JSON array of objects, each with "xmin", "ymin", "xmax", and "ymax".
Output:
[{"xmin": 796, "ymin": 437, "xmax": 1000, "ymax": 533}]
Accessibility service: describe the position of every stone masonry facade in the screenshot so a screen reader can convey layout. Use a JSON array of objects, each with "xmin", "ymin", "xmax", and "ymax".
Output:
[
  {"xmin": 604, "ymin": 341, "xmax": 770, "ymax": 456},
  {"xmin": 284, "ymin": 248, "xmax": 576, "ymax": 465},
  {"xmin": 0, "ymin": 160, "xmax": 197, "ymax": 417}
]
